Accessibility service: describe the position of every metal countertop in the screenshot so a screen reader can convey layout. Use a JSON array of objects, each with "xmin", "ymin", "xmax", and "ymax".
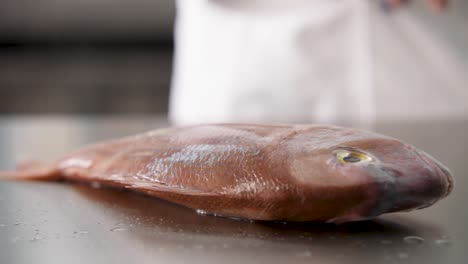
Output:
[{"xmin": 0, "ymin": 116, "xmax": 466, "ymax": 264}]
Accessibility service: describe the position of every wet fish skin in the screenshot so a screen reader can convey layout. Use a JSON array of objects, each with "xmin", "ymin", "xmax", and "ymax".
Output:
[{"xmin": 0, "ymin": 124, "xmax": 453, "ymax": 223}]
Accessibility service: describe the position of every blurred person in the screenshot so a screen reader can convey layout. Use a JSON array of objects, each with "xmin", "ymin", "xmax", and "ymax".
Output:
[{"xmin": 169, "ymin": 0, "xmax": 447, "ymax": 126}]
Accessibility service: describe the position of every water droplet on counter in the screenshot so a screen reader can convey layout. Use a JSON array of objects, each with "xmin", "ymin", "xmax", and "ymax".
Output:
[
  {"xmin": 73, "ymin": 230, "xmax": 89, "ymax": 235},
  {"xmin": 29, "ymin": 235, "xmax": 44, "ymax": 242},
  {"xmin": 297, "ymin": 251, "xmax": 312, "ymax": 257},
  {"xmin": 334, "ymin": 254, "xmax": 344, "ymax": 259},
  {"xmin": 110, "ymin": 227, "xmax": 127, "ymax": 232},
  {"xmin": 196, "ymin": 209, "xmax": 208, "ymax": 215},
  {"xmin": 434, "ymin": 239, "xmax": 451, "ymax": 246},
  {"xmin": 403, "ymin": 236, "xmax": 424, "ymax": 245},
  {"xmin": 397, "ymin": 253, "xmax": 409, "ymax": 259}
]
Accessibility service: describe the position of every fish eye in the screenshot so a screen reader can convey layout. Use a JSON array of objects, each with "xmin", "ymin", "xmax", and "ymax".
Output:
[{"xmin": 335, "ymin": 149, "xmax": 372, "ymax": 164}]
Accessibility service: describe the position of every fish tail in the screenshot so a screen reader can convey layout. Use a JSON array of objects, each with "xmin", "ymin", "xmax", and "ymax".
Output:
[{"xmin": 0, "ymin": 160, "xmax": 61, "ymax": 181}]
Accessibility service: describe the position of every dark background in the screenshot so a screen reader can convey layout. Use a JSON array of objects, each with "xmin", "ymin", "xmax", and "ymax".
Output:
[{"xmin": 0, "ymin": 0, "xmax": 175, "ymax": 114}]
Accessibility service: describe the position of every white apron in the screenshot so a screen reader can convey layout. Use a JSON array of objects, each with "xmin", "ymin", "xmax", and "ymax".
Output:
[{"xmin": 170, "ymin": 0, "xmax": 374, "ymax": 126}]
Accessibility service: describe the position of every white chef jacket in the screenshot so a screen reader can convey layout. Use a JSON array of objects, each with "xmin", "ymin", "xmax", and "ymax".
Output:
[{"xmin": 169, "ymin": 0, "xmax": 374, "ymax": 126}]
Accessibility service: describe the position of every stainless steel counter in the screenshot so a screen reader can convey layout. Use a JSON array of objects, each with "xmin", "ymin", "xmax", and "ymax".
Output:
[{"xmin": 0, "ymin": 116, "xmax": 466, "ymax": 264}]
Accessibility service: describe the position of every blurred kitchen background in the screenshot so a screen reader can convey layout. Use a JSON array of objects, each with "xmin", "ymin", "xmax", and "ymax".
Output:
[
  {"xmin": 0, "ymin": 0, "xmax": 466, "ymax": 119},
  {"xmin": 0, "ymin": 0, "xmax": 175, "ymax": 114}
]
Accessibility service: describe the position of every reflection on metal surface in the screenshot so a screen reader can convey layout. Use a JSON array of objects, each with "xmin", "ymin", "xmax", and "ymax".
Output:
[{"xmin": 0, "ymin": 180, "xmax": 451, "ymax": 264}]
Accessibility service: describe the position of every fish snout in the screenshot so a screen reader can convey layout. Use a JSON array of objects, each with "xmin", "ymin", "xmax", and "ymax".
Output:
[
  {"xmin": 415, "ymin": 149, "xmax": 453, "ymax": 198},
  {"xmin": 381, "ymin": 149, "xmax": 453, "ymax": 213}
]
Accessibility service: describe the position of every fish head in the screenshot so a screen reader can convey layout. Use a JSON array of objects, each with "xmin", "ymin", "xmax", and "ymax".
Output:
[
  {"xmin": 286, "ymin": 126, "xmax": 453, "ymax": 222},
  {"xmin": 340, "ymin": 137, "xmax": 453, "ymax": 215}
]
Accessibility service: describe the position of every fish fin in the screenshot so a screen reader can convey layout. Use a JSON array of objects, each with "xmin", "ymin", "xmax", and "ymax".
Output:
[
  {"xmin": 125, "ymin": 180, "xmax": 217, "ymax": 196},
  {"xmin": 17, "ymin": 160, "xmax": 48, "ymax": 171},
  {"xmin": 0, "ymin": 161, "xmax": 61, "ymax": 181}
]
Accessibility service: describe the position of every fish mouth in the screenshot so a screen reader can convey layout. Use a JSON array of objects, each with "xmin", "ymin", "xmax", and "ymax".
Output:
[
  {"xmin": 414, "ymin": 149, "xmax": 453, "ymax": 199},
  {"xmin": 366, "ymin": 149, "xmax": 453, "ymax": 217}
]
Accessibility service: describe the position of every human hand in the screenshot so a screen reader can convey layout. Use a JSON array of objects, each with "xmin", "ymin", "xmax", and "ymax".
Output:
[{"xmin": 381, "ymin": 0, "xmax": 448, "ymax": 12}]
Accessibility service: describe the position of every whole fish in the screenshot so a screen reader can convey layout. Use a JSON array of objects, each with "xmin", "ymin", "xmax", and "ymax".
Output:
[{"xmin": 0, "ymin": 124, "xmax": 453, "ymax": 223}]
